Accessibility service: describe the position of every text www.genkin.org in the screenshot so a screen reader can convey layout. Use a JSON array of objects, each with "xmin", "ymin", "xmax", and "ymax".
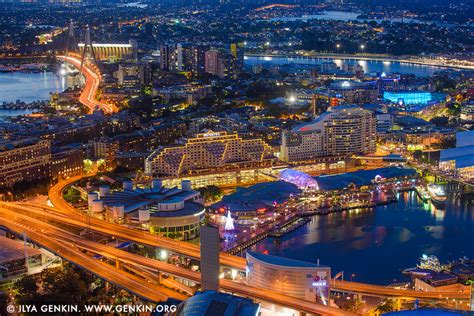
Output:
[{"xmin": 7, "ymin": 304, "xmax": 178, "ymax": 314}]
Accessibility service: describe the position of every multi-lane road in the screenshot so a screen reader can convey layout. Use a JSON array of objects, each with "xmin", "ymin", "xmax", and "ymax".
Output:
[
  {"xmin": 0, "ymin": 173, "xmax": 468, "ymax": 315},
  {"xmin": 47, "ymin": 175, "xmax": 247, "ymax": 269},
  {"xmin": 57, "ymin": 55, "xmax": 118, "ymax": 114},
  {"xmin": 0, "ymin": 214, "xmax": 187, "ymax": 303},
  {"xmin": 0, "ymin": 203, "xmax": 355, "ymax": 316},
  {"xmin": 45, "ymin": 175, "xmax": 471, "ymax": 301}
]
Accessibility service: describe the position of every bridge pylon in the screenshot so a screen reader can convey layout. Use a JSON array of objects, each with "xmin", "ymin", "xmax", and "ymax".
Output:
[
  {"xmin": 80, "ymin": 25, "xmax": 97, "ymax": 71},
  {"xmin": 64, "ymin": 19, "xmax": 76, "ymax": 58}
]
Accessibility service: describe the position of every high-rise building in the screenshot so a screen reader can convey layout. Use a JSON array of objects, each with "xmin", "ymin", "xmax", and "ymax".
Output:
[
  {"xmin": 88, "ymin": 138, "xmax": 119, "ymax": 169},
  {"xmin": 115, "ymin": 63, "xmax": 139, "ymax": 86},
  {"xmin": 460, "ymin": 101, "xmax": 474, "ymax": 123},
  {"xmin": 162, "ymin": 43, "xmax": 208, "ymax": 76},
  {"xmin": 200, "ymin": 226, "xmax": 220, "ymax": 291},
  {"xmin": 205, "ymin": 50, "xmax": 221, "ymax": 77},
  {"xmin": 190, "ymin": 45, "xmax": 209, "ymax": 76},
  {"xmin": 204, "ymin": 50, "xmax": 236, "ymax": 79},
  {"xmin": 230, "ymin": 42, "xmax": 245, "ymax": 72},
  {"xmin": 145, "ymin": 131, "xmax": 275, "ymax": 177},
  {"xmin": 115, "ymin": 63, "xmax": 152, "ymax": 86},
  {"xmin": 0, "ymin": 139, "xmax": 51, "ymax": 188},
  {"xmin": 280, "ymin": 106, "xmax": 376, "ymax": 162},
  {"xmin": 160, "ymin": 45, "xmax": 177, "ymax": 71},
  {"xmin": 177, "ymin": 43, "xmax": 193, "ymax": 72}
]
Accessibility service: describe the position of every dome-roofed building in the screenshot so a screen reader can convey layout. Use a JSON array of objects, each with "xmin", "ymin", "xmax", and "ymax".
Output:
[
  {"xmin": 210, "ymin": 181, "xmax": 301, "ymax": 221},
  {"xmin": 173, "ymin": 290, "xmax": 260, "ymax": 316},
  {"xmin": 384, "ymin": 310, "xmax": 467, "ymax": 316},
  {"xmin": 279, "ymin": 169, "xmax": 319, "ymax": 190},
  {"xmin": 88, "ymin": 179, "xmax": 205, "ymax": 240}
]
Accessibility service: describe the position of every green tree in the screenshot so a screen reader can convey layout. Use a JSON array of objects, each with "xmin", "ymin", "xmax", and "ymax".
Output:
[
  {"xmin": 375, "ymin": 299, "xmax": 399, "ymax": 314},
  {"xmin": 141, "ymin": 84, "xmax": 152, "ymax": 96},
  {"xmin": 15, "ymin": 275, "xmax": 38, "ymax": 300},
  {"xmin": 198, "ymin": 185, "xmax": 223, "ymax": 203},
  {"xmin": 341, "ymin": 297, "xmax": 365, "ymax": 313}
]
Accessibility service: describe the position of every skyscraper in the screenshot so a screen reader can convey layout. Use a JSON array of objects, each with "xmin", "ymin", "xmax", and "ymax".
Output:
[
  {"xmin": 230, "ymin": 42, "xmax": 245, "ymax": 73},
  {"xmin": 200, "ymin": 226, "xmax": 220, "ymax": 291},
  {"xmin": 160, "ymin": 45, "xmax": 177, "ymax": 71},
  {"xmin": 280, "ymin": 106, "xmax": 376, "ymax": 162},
  {"xmin": 204, "ymin": 50, "xmax": 236, "ymax": 79}
]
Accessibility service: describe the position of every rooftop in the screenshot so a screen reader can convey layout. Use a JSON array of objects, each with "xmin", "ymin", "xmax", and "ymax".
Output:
[
  {"xmin": 385, "ymin": 309, "xmax": 467, "ymax": 315},
  {"xmin": 0, "ymin": 236, "xmax": 42, "ymax": 264},
  {"xmin": 211, "ymin": 181, "xmax": 301, "ymax": 213},
  {"xmin": 0, "ymin": 137, "xmax": 45, "ymax": 152},
  {"xmin": 177, "ymin": 290, "xmax": 260, "ymax": 316},
  {"xmin": 99, "ymin": 185, "xmax": 200, "ymax": 214},
  {"xmin": 130, "ymin": 201, "xmax": 204, "ymax": 218},
  {"xmin": 247, "ymin": 251, "xmax": 326, "ymax": 268},
  {"xmin": 314, "ymin": 167, "xmax": 417, "ymax": 191},
  {"xmin": 456, "ymin": 130, "xmax": 474, "ymax": 148},
  {"xmin": 293, "ymin": 105, "xmax": 367, "ymax": 132},
  {"xmin": 440, "ymin": 145, "xmax": 474, "ymax": 169}
]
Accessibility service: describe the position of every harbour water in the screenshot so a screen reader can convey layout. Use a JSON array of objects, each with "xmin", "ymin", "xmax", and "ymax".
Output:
[
  {"xmin": 250, "ymin": 191, "xmax": 474, "ymax": 285},
  {"xmin": 0, "ymin": 71, "xmax": 65, "ymax": 104},
  {"xmin": 244, "ymin": 55, "xmax": 455, "ymax": 77},
  {"xmin": 263, "ymin": 10, "xmax": 422, "ymax": 24},
  {"xmin": 0, "ymin": 70, "xmax": 83, "ymax": 119}
]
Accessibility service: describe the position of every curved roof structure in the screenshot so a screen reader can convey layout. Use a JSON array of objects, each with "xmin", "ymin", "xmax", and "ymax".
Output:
[
  {"xmin": 314, "ymin": 167, "xmax": 417, "ymax": 191},
  {"xmin": 211, "ymin": 181, "xmax": 301, "ymax": 213},
  {"xmin": 99, "ymin": 185, "xmax": 201, "ymax": 217},
  {"xmin": 384, "ymin": 310, "xmax": 463, "ymax": 316},
  {"xmin": 279, "ymin": 169, "xmax": 319, "ymax": 190},
  {"xmin": 247, "ymin": 251, "xmax": 325, "ymax": 269},
  {"xmin": 177, "ymin": 290, "xmax": 260, "ymax": 316}
]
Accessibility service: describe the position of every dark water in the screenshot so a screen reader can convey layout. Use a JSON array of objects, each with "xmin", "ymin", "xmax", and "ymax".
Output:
[
  {"xmin": 250, "ymin": 191, "xmax": 474, "ymax": 285},
  {"xmin": 244, "ymin": 56, "xmax": 461, "ymax": 77}
]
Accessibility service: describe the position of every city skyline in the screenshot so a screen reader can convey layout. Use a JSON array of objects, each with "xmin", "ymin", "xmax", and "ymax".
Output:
[{"xmin": 0, "ymin": 0, "xmax": 473, "ymax": 315}]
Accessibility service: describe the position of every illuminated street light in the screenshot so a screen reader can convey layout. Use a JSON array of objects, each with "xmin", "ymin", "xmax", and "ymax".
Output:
[
  {"xmin": 288, "ymin": 95, "xmax": 296, "ymax": 103},
  {"xmin": 360, "ymin": 44, "xmax": 365, "ymax": 50}
]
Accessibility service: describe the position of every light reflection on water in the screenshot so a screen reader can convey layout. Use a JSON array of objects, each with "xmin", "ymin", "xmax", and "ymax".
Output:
[
  {"xmin": 250, "ymin": 191, "xmax": 474, "ymax": 284},
  {"xmin": 244, "ymin": 56, "xmax": 455, "ymax": 77},
  {"xmin": 0, "ymin": 72, "xmax": 62, "ymax": 103}
]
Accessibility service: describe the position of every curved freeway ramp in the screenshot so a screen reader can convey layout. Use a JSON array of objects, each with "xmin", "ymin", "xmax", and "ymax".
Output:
[{"xmin": 57, "ymin": 55, "xmax": 118, "ymax": 114}]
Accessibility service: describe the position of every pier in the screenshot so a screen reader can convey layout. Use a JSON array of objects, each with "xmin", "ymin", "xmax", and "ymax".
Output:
[{"xmin": 225, "ymin": 215, "xmax": 312, "ymax": 255}]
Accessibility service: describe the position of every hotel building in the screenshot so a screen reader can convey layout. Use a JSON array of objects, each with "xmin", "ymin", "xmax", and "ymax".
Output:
[
  {"xmin": 0, "ymin": 138, "xmax": 51, "ymax": 188},
  {"xmin": 280, "ymin": 106, "xmax": 376, "ymax": 162},
  {"xmin": 145, "ymin": 131, "xmax": 275, "ymax": 177}
]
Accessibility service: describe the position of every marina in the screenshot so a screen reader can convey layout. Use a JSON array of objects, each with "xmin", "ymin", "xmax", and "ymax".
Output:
[{"xmin": 250, "ymin": 191, "xmax": 473, "ymax": 285}]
